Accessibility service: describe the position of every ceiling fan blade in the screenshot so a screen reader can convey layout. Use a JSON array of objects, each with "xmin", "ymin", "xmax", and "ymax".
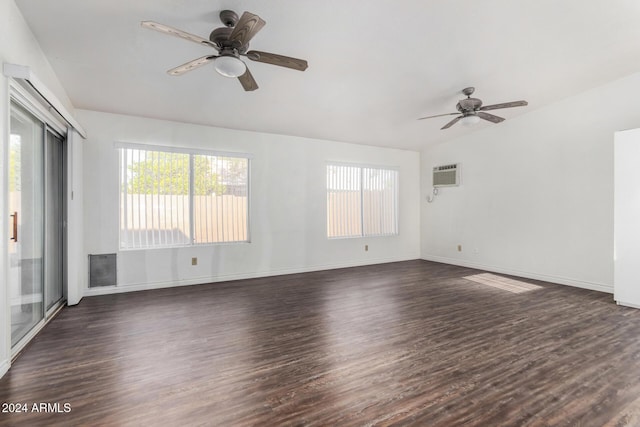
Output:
[
  {"xmin": 228, "ymin": 12, "xmax": 266, "ymax": 47},
  {"xmin": 441, "ymin": 116, "xmax": 462, "ymax": 130},
  {"xmin": 245, "ymin": 50, "xmax": 308, "ymax": 71},
  {"xmin": 418, "ymin": 112, "xmax": 459, "ymax": 120},
  {"xmin": 479, "ymin": 100, "xmax": 528, "ymax": 111},
  {"xmin": 167, "ymin": 55, "xmax": 216, "ymax": 76},
  {"xmin": 141, "ymin": 21, "xmax": 218, "ymax": 49},
  {"xmin": 238, "ymin": 67, "xmax": 259, "ymax": 91},
  {"xmin": 477, "ymin": 112, "xmax": 505, "ymax": 123}
]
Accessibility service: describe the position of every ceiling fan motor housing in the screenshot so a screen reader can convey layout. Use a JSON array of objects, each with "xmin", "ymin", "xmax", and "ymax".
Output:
[
  {"xmin": 219, "ymin": 10, "xmax": 239, "ymax": 27},
  {"xmin": 209, "ymin": 26, "xmax": 249, "ymax": 53},
  {"xmin": 457, "ymin": 98, "xmax": 483, "ymax": 113}
]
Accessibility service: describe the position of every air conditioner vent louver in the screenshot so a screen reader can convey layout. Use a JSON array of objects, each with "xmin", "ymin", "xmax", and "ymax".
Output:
[{"xmin": 433, "ymin": 163, "xmax": 459, "ymax": 187}]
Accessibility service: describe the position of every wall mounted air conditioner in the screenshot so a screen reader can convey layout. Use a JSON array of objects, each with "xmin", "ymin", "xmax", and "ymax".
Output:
[{"xmin": 433, "ymin": 164, "xmax": 460, "ymax": 187}]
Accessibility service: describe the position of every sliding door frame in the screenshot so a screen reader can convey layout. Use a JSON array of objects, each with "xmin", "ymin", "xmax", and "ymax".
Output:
[
  {"xmin": 7, "ymin": 80, "xmax": 67, "ymax": 358},
  {"xmin": 44, "ymin": 124, "xmax": 66, "ymax": 316}
]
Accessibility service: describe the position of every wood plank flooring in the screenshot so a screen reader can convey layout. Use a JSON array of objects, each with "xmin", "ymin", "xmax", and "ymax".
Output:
[{"xmin": 1, "ymin": 260, "xmax": 640, "ymax": 426}]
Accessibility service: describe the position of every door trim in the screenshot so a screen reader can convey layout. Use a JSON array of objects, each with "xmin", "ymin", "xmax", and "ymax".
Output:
[{"xmin": 9, "ymin": 80, "xmax": 66, "ymax": 137}]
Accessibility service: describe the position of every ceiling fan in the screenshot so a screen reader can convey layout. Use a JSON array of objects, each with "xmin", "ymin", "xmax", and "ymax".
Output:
[
  {"xmin": 419, "ymin": 87, "xmax": 528, "ymax": 129},
  {"xmin": 141, "ymin": 10, "xmax": 308, "ymax": 91}
]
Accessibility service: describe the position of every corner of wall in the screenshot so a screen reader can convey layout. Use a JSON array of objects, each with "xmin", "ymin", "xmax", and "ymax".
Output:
[{"xmin": 66, "ymin": 130, "xmax": 85, "ymax": 305}]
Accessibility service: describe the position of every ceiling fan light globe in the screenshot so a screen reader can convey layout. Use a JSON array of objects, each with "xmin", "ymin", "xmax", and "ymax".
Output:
[
  {"xmin": 214, "ymin": 56, "xmax": 246, "ymax": 78},
  {"xmin": 461, "ymin": 114, "xmax": 481, "ymax": 126}
]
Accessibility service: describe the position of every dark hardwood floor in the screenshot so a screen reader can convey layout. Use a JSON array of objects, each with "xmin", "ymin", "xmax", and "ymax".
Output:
[{"xmin": 1, "ymin": 260, "xmax": 640, "ymax": 426}]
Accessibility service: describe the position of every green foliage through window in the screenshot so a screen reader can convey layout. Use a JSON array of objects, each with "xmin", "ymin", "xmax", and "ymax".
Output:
[{"xmin": 126, "ymin": 152, "xmax": 226, "ymax": 195}]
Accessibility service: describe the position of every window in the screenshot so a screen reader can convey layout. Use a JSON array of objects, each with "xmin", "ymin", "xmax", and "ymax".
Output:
[
  {"xmin": 118, "ymin": 144, "xmax": 249, "ymax": 249},
  {"xmin": 326, "ymin": 164, "xmax": 398, "ymax": 238}
]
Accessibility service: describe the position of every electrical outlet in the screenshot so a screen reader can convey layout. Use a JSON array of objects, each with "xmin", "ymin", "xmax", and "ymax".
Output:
[
  {"xmin": 457, "ymin": 244, "xmax": 462, "ymax": 252},
  {"xmin": 365, "ymin": 245, "xmax": 369, "ymax": 252},
  {"xmin": 191, "ymin": 257, "xmax": 197, "ymax": 266}
]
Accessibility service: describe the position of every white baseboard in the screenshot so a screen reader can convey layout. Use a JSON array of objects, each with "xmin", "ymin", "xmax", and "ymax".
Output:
[
  {"xmin": 83, "ymin": 254, "xmax": 420, "ymax": 297},
  {"xmin": 422, "ymin": 255, "xmax": 613, "ymax": 294},
  {"xmin": 616, "ymin": 300, "xmax": 640, "ymax": 309},
  {"xmin": 0, "ymin": 359, "xmax": 9, "ymax": 379}
]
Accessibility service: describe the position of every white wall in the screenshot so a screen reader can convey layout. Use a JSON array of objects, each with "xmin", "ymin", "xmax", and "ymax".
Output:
[
  {"xmin": 421, "ymin": 72, "xmax": 640, "ymax": 294},
  {"xmin": 79, "ymin": 110, "xmax": 420, "ymax": 293},
  {"xmin": 614, "ymin": 128, "xmax": 640, "ymax": 307},
  {"xmin": 66, "ymin": 129, "xmax": 84, "ymax": 305},
  {"xmin": 0, "ymin": 0, "xmax": 78, "ymax": 377}
]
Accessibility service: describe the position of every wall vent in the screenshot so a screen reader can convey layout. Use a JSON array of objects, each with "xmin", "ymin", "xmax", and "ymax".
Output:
[
  {"xmin": 89, "ymin": 254, "xmax": 117, "ymax": 288},
  {"xmin": 433, "ymin": 164, "xmax": 460, "ymax": 187}
]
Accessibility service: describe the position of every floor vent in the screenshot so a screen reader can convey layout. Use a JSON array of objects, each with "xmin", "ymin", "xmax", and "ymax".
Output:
[
  {"xmin": 89, "ymin": 254, "xmax": 117, "ymax": 288},
  {"xmin": 464, "ymin": 273, "xmax": 542, "ymax": 294}
]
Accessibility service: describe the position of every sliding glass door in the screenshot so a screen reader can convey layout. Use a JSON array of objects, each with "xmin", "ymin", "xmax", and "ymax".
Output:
[
  {"xmin": 45, "ymin": 129, "xmax": 64, "ymax": 311},
  {"xmin": 9, "ymin": 101, "xmax": 45, "ymax": 347},
  {"xmin": 9, "ymin": 99, "xmax": 66, "ymax": 349}
]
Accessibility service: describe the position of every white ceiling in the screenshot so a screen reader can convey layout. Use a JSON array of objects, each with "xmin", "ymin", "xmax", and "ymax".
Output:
[{"xmin": 15, "ymin": 0, "xmax": 640, "ymax": 150}]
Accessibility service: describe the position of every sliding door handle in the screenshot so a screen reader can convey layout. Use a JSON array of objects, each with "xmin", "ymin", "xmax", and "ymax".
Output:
[{"xmin": 10, "ymin": 211, "xmax": 17, "ymax": 242}]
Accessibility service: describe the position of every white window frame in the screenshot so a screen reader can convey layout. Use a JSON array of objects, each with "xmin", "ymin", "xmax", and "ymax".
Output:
[
  {"xmin": 326, "ymin": 162, "xmax": 399, "ymax": 239},
  {"xmin": 116, "ymin": 142, "xmax": 251, "ymax": 249}
]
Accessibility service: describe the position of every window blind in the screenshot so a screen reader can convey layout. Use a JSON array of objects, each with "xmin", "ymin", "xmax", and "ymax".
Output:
[{"xmin": 327, "ymin": 164, "xmax": 398, "ymax": 238}]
